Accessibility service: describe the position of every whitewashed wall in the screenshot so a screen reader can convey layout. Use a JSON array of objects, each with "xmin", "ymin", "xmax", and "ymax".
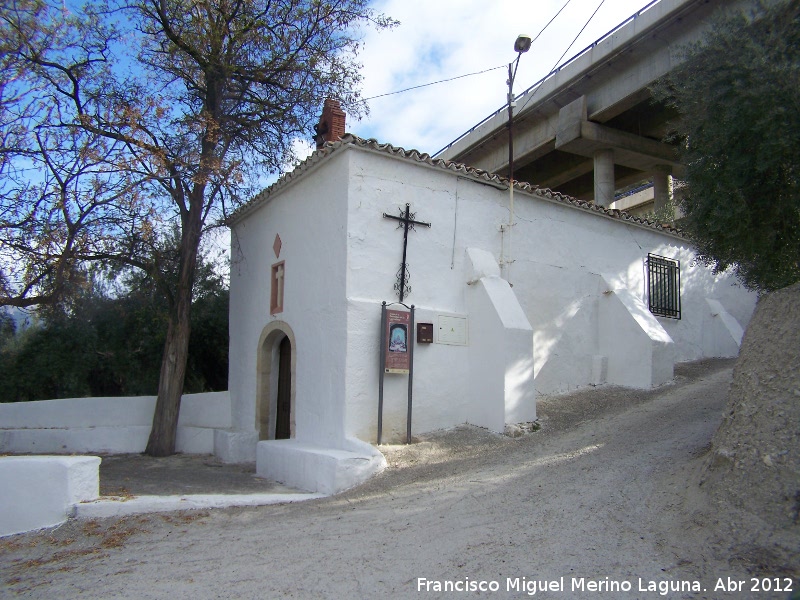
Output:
[
  {"xmin": 508, "ymin": 189, "xmax": 754, "ymax": 394},
  {"xmin": 231, "ymin": 149, "xmax": 537, "ymax": 448},
  {"xmin": 337, "ymin": 144, "xmax": 756, "ymax": 445},
  {"xmin": 229, "ymin": 157, "xmax": 351, "ymax": 449},
  {"xmin": 343, "ymin": 151, "xmax": 538, "ymax": 443}
]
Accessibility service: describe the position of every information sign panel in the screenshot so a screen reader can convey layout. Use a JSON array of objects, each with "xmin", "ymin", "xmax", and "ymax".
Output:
[{"xmin": 385, "ymin": 309, "xmax": 411, "ymax": 374}]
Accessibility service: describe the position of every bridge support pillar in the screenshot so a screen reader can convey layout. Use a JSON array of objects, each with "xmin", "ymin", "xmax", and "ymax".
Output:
[
  {"xmin": 653, "ymin": 165, "xmax": 673, "ymax": 217},
  {"xmin": 593, "ymin": 149, "xmax": 615, "ymax": 207}
]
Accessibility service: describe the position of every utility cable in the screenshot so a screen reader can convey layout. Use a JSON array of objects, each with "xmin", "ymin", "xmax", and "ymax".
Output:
[
  {"xmin": 518, "ymin": 0, "xmax": 606, "ymax": 113},
  {"xmin": 531, "ymin": 0, "xmax": 574, "ymax": 44},
  {"xmin": 363, "ymin": 64, "xmax": 506, "ymax": 101},
  {"xmin": 364, "ymin": 0, "xmax": 573, "ymax": 103}
]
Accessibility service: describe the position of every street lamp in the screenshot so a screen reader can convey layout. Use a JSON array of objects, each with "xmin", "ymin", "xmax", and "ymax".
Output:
[{"xmin": 504, "ymin": 33, "xmax": 531, "ymax": 285}]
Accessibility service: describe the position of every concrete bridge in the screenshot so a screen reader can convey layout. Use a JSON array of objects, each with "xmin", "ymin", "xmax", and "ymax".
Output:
[{"xmin": 436, "ymin": 0, "xmax": 748, "ymax": 215}]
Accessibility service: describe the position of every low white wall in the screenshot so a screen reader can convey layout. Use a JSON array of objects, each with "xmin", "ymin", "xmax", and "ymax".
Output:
[
  {"xmin": 0, "ymin": 456, "xmax": 100, "ymax": 537},
  {"xmin": 0, "ymin": 392, "xmax": 231, "ymax": 455},
  {"xmin": 0, "ymin": 391, "xmax": 231, "ymax": 429}
]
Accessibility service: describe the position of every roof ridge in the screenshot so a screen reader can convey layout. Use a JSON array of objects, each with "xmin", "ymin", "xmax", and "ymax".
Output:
[{"xmin": 229, "ymin": 133, "xmax": 681, "ymax": 236}]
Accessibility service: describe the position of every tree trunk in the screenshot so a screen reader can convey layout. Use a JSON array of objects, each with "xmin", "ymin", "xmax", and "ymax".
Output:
[
  {"xmin": 145, "ymin": 196, "xmax": 204, "ymax": 457},
  {"xmin": 144, "ymin": 286, "xmax": 193, "ymax": 456}
]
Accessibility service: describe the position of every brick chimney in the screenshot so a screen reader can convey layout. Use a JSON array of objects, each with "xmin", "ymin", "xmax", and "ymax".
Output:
[{"xmin": 313, "ymin": 98, "xmax": 346, "ymax": 149}]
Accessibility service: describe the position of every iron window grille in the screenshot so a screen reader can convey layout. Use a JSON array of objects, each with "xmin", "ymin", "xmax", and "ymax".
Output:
[{"xmin": 647, "ymin": 253, "xmax": 681, "ymax": 319}]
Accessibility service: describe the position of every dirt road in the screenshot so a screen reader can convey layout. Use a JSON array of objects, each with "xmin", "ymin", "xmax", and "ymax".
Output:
[{"xmin": 2, "ymin": 359, "xmax": 794, "ymax": 599}]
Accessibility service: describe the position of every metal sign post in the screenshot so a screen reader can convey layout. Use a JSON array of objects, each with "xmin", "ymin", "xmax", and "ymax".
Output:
[
  {"xmin": 406, "ymin": 305, "xmax": 415, "ymax": 444},
  {"xmin": 378, "ymin": 302, "xmax": 387, "ymax": 445}
]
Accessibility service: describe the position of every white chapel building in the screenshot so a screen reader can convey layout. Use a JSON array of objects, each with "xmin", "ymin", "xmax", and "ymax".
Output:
[{"xmin": 222, "ymin": 101, "xmax": 756, "ymax": 494}]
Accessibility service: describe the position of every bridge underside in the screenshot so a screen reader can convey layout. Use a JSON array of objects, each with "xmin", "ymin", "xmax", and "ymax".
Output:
[
  {"xmin": 439, "ymin": 0, "xmax": 746, "ymax": 215},
  {"xmin": 514, "ymin": 95, "xmax": 682, "ymax": 203}
]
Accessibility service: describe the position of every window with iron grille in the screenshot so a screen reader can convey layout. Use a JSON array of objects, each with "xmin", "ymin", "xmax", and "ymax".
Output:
[{"xmin": 647, "ymin": 253, "xmax": 681, "ymax": 319}]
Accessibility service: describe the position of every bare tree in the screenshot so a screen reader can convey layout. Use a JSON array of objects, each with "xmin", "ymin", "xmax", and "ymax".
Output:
[
  {"xmin": 1, "ymin": 0, "xmax": 151, "ymax": 308},
  {"xmin": 1, "ymin": 0, "xmax": 395, "ymax": 455}
]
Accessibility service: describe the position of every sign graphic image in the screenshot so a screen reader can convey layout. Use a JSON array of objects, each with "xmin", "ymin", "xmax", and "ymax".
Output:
[{"xmin": 389, "ymin": 324, "xmax": 407, "ymax": 352}]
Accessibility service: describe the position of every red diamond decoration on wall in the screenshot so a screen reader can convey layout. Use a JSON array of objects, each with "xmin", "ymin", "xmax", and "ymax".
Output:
[{"xmin": 273, "ymin": 234, "xmax": 282, "ymax": 259}]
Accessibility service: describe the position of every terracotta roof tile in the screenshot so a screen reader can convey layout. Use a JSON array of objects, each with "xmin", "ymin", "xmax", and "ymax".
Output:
[{"xmin": 229, "ymin": 134, "xmax": 682, "ymax": 237}]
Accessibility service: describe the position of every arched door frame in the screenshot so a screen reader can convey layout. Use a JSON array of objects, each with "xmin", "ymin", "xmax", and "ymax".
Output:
[{"xmin": 256, "ymin": 321, "xmax": 297, "ymax": 440}]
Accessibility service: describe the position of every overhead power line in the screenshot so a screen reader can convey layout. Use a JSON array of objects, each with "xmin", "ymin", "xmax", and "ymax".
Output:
[
  {"xmin": 518, "ymin": 0, "xmax": 606, "ymax": 112},
  {"xmin": 362, "ymin": 0, "xmax": 589, "ymax": 106},
  {"xmin": 531, "ymin": 0, "xmax": 574, "ymax": 44},
  {"xmin": 363, "ymin": 0, "xmax": 574, "ymax": 103},
  {"xmin": 363, "ymin": 65, "xmax": 506, "ymax": 101}
]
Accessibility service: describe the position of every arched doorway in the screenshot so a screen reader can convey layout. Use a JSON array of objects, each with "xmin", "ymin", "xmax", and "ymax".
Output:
[{"xmin": 256, "ymin": 322, "xmax": 296, "ymax": 441}]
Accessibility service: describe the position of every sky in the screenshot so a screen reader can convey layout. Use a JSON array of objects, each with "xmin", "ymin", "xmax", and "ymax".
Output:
[
  {"xmin": 5, "ymin": 0, "xmax": 665, "ymax": 309},
  {"xmin": 340, "ymin": 0, "xmax": 660, "ymax": 157}
]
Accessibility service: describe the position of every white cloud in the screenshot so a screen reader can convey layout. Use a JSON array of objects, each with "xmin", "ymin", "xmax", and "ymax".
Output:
[{"xmin": 353, "ymin": 0, "xmax": 658, "ymax": 154}]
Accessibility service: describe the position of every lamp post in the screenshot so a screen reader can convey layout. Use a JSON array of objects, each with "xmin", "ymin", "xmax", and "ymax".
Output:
[{"xmin": 504, "ymin": 33, "xmax": 531, "ymax": 285}]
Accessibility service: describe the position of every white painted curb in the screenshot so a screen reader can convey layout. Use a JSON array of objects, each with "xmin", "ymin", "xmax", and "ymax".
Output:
[{"xmin": 73, "ymin": 492, "xmax": 326, "ymax": 519}]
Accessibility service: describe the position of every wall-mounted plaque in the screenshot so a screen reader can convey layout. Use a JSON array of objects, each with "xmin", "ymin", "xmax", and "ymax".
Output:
[{"xmin": 270, "ymin": 261, "xmax": 285, "ymax": 315}]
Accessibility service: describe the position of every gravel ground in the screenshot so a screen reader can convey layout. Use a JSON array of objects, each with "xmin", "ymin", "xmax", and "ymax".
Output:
[{"xmin": 1, "ymin": 358, "xmax": 797, "ymax": 599}]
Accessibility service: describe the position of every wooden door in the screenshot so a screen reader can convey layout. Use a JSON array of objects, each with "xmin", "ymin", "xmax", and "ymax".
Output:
[{"xmin": 275, "ymin": 336, "xmax": 291, "ymax": 439}]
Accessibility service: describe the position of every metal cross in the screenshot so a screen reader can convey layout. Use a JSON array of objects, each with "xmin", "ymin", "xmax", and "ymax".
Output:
[{"xmin": 383, "ymin": 203, "xmax": 431, "ymax": 302}]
